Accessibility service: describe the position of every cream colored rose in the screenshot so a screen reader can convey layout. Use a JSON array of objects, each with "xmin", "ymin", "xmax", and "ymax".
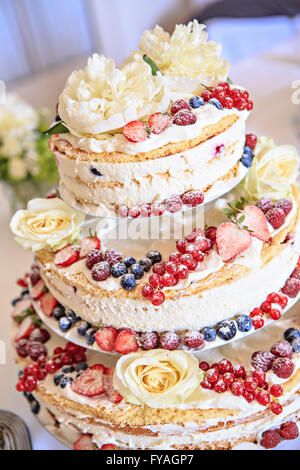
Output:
[
  {"xmin": 10, "ymin": 198, "xmax": 85, "ymax": 252},
  {"xmin": 242, "ymin": 137, "xmax": 299, "ymax": 200},
  {"xmin": 113, "ymin": 349, "xmax": 204, "ymax": 408},
  {"xmin": 58, "ymin": 54, "xmax": 170, "ymax": 136}
]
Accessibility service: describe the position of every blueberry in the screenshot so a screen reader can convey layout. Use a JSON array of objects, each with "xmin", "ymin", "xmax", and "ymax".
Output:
[
  {"xmin": 111, "ymin": 262, "xmax": 127, "ymax": 278},
  {"xmin": 23, "ymin": 392, "xmax": 34, "ymax": 402},
  {"xmin": 54, "ymin": 373, "xmax": 64, "ymax": 386},
  {"xmin": 21, "ymin": 289, "xmax": 30, "ymax": 296},
  {"xmin": 291, "ymin": 338, "xmax": 300, "ymax": 353},
  {"xmin": 11, "ymin": 297, "xmax": 21, "ymax": 306},
  {"xmin": 85, "ymin": 328, "xmax": 97, "ymax": 345},
  {"xmin": 130, "ymin": 264, "xmax": 144, "ymax": 280},
  {"xmin": 31, "ymin": 400, "xmax": 40, "ymax": 415},
  {"xmin": 189, "ymin": 96, "xmax": 205, "ymax": 109},
  {"xmin": 77, "ymin": 321, "xmax": 91, "ymax": 337},
  {"xmin": 90, "ymin": 167, "xmax": 102, "ymax": 176},
  {"xmin": 123, "ymin": 256, "xmax": 136, "ymax": 268},
  {"xmin": 53, "ymin": 304, "xmax": 66, "ymax": 320},
  {"xmin": 202, "ymin": 327, "xmax": 216, "ymax": 342},
  {"xmin": 208, "ymin": 98, "xmax": 223, "ymax": 110},
  {"xmin": 18, "ymin": 370, "xmax": 24, "ymax": 378},
  {"xmin": 120, "ymin": 273, "xmax": 136, "ymax": 290},
  {"xmin": 62, "ymin": 366, "xmax": 75, "ymax": 374},
  {"xmin": 139, "ymin": 258, "xmax": 152, "ymax": 272},
  {"xmin": 59, "ymin": 317, "xmax": 71, "ymax": 332},
  {"xmin": 146, "ymin": 250, "xmax": 162, "ymax": 265},
  {"xmin": 66, "ymin": 309, "xmax": 80, "ymax": 324},
  {"xmin": 243, "ymin": 146, "xmax": 254, "ymax": 158},
  {"xmin": 240, "ymin": 155, "xmax": 253, "ymax": 168},
  {"xmin": 216, "ymin": 320, "xmax": 237, "ymax": 341},
  {"xmin": 75, "ymin": 362, "xmax": 88, "ymax": 372},
  {"xmin": 60, "ymin": 376, "xmax": 73, "ymax": 389},
  {"xmin": 284, "ymin": 328, "xmax": 300, "ymax": 342},
  {"xmin": 55, "ymin": 114, "xmax": 61, "ymax": 122},
  {"xmin": 236, "ymin": 314, "xmax": 252, "ymax": 332}
]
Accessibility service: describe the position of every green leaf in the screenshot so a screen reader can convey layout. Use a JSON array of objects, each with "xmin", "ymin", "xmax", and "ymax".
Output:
[
  {"xmin": 44, "ymin": 121, "xmax": 69, "ymax": 136},
  {"xmin": 227, "ymin": 77, "xmax": 233, "ymax": 84},
  {"xmin": 143, "ymin": 55, "xmax": 160, "ymax": 76},
  {"xmin": 237, "ymin": 215, "xmax": 245, "ymax": 224}
]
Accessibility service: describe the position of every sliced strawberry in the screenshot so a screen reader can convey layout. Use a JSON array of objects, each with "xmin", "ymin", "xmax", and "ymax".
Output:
[
  {"xmin": 216, "ymin": 222, "xmax": 252, "ymax": 262},
  {"xmin": 11, "ymin": 299, "xmax": 32, "ymax": 318},
  {"xmin": 95, "ymin": 327, "xmax": 118, "ymax": 352},
  {"xmin": 101, "ymin": 444, "xmax": 116, "ymax": 450},
  {"xmin": 54, "ymin": 244, "xmax": 79, "ymax": 267},
  {"xmin": 71, "ymin": 364, "xmax": 105, "ymax": 397},
  {"xmin": 104, "ymin": 367, "xmax": 123, "ymax": 403},
  {"xmin": 243, "ymin": 205, "xmax": 270, "ymax": 242},
  {"xmin": 115, "ymin": 330, "xmax": 139, "ymax": 355},
  {"xmin": 122, "ymin": 120, "xmax": 147, "ymax": 142},
  {"xmin": 148, "ymin": 113, "xmax": 173, "ymax": 135},
  {"xmin": 40, "ymin": 292, "xmax": 58, "ymax": 317},
  {"xmin": 30, "ymin": 278, "xmax": 46, "ymax": 299},
  {"xmin": 14, "ymin": 316, "xmax": 36, "ymax": 342},
  {"xmin": 79, "ymin": 237, "xmax": 101, "ymax": 259},
  {"xmin": 74, "ymin": 434, "xmax": 96, "ymax": 450}
]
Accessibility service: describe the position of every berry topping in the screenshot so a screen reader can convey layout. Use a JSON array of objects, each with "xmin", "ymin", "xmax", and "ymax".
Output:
[
  {"xmin": 123, "ymin": 256, "xmax": 136, "ymax": 267},
  {"xmin": 148, "ymin": 112, "xmax": 173, "ymax": 134},
  {"xmin": 153, "ymin": 263, "xmax": 167, "ymax": 275},
  {"xmin": 59, "ymin": 317, "xmax": 72, "ymax": 332},
  {"xmin": 256, "ymin": 197, "xmax": 273, "ymax": 214},
  {"xmin": 216, "ymin": 320, "xmax": 237, "ymax": 341},
  {"xmin": 139, "ymin": 331, "xmax": 159, "ymax": 350},
  {"xmin": 270, "ymin": 341, "xmax": 293, "ymax": 359},
  {"xmin": 105, "ymin": 249, "xmax": 122, "ymax": 266},
  {"xmin": 170, "ymin": 99, "xmax": 190, "ymax": 115},
  {"xmin": 40, "ymin": 292, "xmax": 58, "ymax": 317},
  {"xmin": 206, "ymin": 368, "xmax": 219, "ymax": 383},
  {"xmin": 272, "ymin": 357, "xmax": 294, "ymax": 379},
  {"xmin": 111, "ymin": 262, "xmax": 127, "ymax": 278},
  {"xmin": 181, "ymin": 191, "xmax": 204, "ymax": 207},
  {"xmin": 266, "ymin": 207, "xmax": 285, "ymax": 229},
  {"xmin": 201, "ymin": 89, "xmax": 213, "ymax": 102},
  {"xmin": 176, "ymin": 239, "xmax": 187, "ymax": 253},
  {"xmin": 71, "ymin": 364, "xmax": 105, "ymax": 397},
  {"xmin": 270, "ymin": 402, "xmax": 283, "ymax": 415},
  {"xmin": 120, "ymin": 273, "xmax": 136, "ymax": 290},
  {"xmin": 183, "ymin": 331, "xmax": 204, "ymax": 349},
  {"xmin": 270, "ymin": 384, "xmax": 283, "ymax": 397},
  {"xmin": 164, "ymin": 194, "xmax": 183, "ymax": 213},
  {"xmin": 176, "ymin": 264, "xmax": 189, "ymax": 280},
  {"xmin": 27, "ymin": 341, "xmax": 47, "ymax": 361},
  {"xmin": 79, "ymin": 237, "xmax": 101, "ymax": 259},
  {"xmin": 236, "ymin": 314, "xmax": 252, "ymax": 332},
  {"xmin": 189, "ymin": 96, "xmax": 205, "ymax": 109},
  {"xmin": 213, "ymin": 378, "xmax": 227, "ymax": 393},
  {"xmin": 245, "ymin": 133, "xmax": 257, "ymax": 150},
  {"xmin": 86, "ymin": 249, "xmax": 103, "ymax": 270},
  {"xmin": 274, "ymin": 199, "xmax": 293, "ymax": 216},
  {"xmin": 16, "ymin": 339, "xmax": 29, "ymax": 358},
  {"xmin": 251, "ymin": 351, "xmax": 275, "ymax": 372},
  {"xmin": 216, "ymin": 222, "xmax": 251, "ymax": 262},
  {"xmin": 284, "ymin": 327, "xmax": 300, "ymax": 342},
  {"xmin": 141, "ymin": 284, "xmax": 155, "ymax": 299},
  {"xmin": 180, "ymin": 254, "xmax": 197, "ymax": 271},
  {"xmin": 173, "ymin": 109, "xmax": 197, "ymax": 126},
  {"xmin": 151, "ymin": 291, "xmax": 165, "ymax": 306},
  {"xmin": 91, "ymin": 261, "xmax": 111, "ymax": 281},
  {"xmin": 122, "ymin": 120, "xmax": 147, "ymax": 142},
  {"xmin": 95, "ymin": 327, "xmax": 118, "ymax": 352},
  {"xmin": 161, "ymin": 273, "xmax": 176, "ymax": 287},
  {"xmin": 260, "ymin": 430, "xmax": 282, "ymax": 449},
  {"xmin": 28, "ymin": 328, "xmax": 50, "ymax": 344},
  {"xmin": 130, "ymin": 264, "xmax": 144, "ymax": 279},
  {"xmin": 103, "ymin": 367, "xmax": 123, "ymax": 403},
  {"xmin": 230, "ymin": 381, "xmax": 245, "ymax": 396},
  {"xmin": 205, "ymin": 226, "xmax": 217, "ymax": 242},
  {"xmin": 280, "ymin": 422, "xmax": 299, "ymax": 440},
  {"xmin": 243, "ymin": 205, "xmax": 270, "ymax": 242},
  {"xmin": 202, "ymin": 327, "xmax": 216, "ymax": 342},
  {"xmin": 159, "ymin": 331, "xmax": 180, "ymax": 350},
  {"xmin": 115, "ymin": 330, "xmax": 139, "ymax": 354},
  {"xmin": 146, "ymin": 250, "xmax": 162, "ymax": 265}
]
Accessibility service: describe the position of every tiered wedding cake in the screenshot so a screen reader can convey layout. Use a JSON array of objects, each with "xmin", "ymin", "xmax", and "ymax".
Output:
[{"xmin": 10, "ymin": 21, "xmax": 300, "ymax": 450}]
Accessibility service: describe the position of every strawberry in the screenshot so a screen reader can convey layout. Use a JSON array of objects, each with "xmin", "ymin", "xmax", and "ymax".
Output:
[
  {"xmin": 95, "ymin": 327, "xmax": 118, "ymax": 352},
  {"xmin": 122, "ymin": 120, "xmax": 147, "ymax": 142},
  {"xmin": 54, "ymin": 244, "xmax": 79, "ymax": 267},
  {"xmin": 148, "ymin": 113, "xmax": 173, "ymax": 134},
  {"xmin": 71, "ymin": 364, "xmax": 105, "ymax": 397},
  {"xmin": 243, "ymin": 205, "xmax": 270, "ymax": 242},
  {"xmin": 79, "ymin": 237, "xmax": 101, "ymax": 259},
  {"xmin": 104, "ymin": 367, "xmax": 123, "ymax": 403},
  {"xmin": 40, "ymin": 292, "xmax": 58, "ymax": 317},
  {"xmin": 101, "ymin": 444, "xmax": 117, "ymax": 450},
  {"xmin": 30, "ymin": 278, "xmax": 46, "ymax": 299},
  {"xmin": 216, "ymin": 222, "xmax": 252, "ymax": 262},
  {"xmin": 14, "ymin": 316, "xmax": 36, "ymax": 342},
  {"xmin": 11, "ymin": 299, "xmax": 32, "ymax": 318},
  {"xmin": 115, "ymin": 330, "xmax": 139, "ymax": 355},
  {"xmin": 73, "ymin": 434, "xmax": 96, "ymax": 450}
]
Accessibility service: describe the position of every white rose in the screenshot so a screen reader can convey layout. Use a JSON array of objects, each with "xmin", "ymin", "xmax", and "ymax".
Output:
[
  {"xmin": 113, "ymin": 349, "xmax": 204, "ymax": 408},
  {"xmin": 10, "ymin": 198, "xmax": 85, "ymax": 252},
  {"xmin": 242, "ymin": 137, "xmax": 299, "ymax": 200}
]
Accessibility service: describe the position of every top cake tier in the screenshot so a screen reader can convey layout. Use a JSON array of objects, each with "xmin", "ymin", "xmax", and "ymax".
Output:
[{"xmin": 48, "ymin": 21, "xmax": 253, "ymax": 218}]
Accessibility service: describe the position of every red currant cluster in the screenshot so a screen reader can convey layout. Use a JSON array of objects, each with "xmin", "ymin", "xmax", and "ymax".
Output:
[
  {"xmin": 201, "ymin": 81, "xmax": 253, "ymax": 111},
  {"xmin": 200, "ymin": 358, "xmax": 283, "ymax": 415},
  {"xmin": 249, "ymin": 292, "xmax": 288, "ymax": 329},
  {"xmin": 141, "ymin": 227, "xmax": 216, "ymax": 305},
  {"xmin": 16, "ymin": 341, "xmax": 86, "ymax": 393}
]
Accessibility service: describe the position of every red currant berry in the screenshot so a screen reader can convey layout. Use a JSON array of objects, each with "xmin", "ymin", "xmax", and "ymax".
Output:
[
  {"xmin": 241, "ymin": 90, "xmax": 249, "ymax": 100},
  {"xmin": 37, "ymin": 369, "xmax": 47, "ymax": 381},
  {"xmin": 65, "ymin": 342, "xmax": 80, "ymax": 354},
  {"xmin": 24, "ymin": 364, "xmax": 39, "ymax": 378},
  {"xmin": 243, "ymin": 390, "xmax": 255, "ymax": 402},
  {"xmin": 261, "ymin": 300, "xmax": 272, "ymax": 313},
  {"xmin": 201, "ymin": 379, "xmax": 213, "ymax": 390},
  {"xmin": 213, "ymin": 379, "xmax": 227, "ymax": 393},
  {"xmin": 149, "ymin": 274, "xmax": 161, "ymax": 288},
  {"xmin": 250, "ymin": 308, "xmax": 263, "ymax": 318},
  {"xmin": 169, "ymin": 252, "xmax": 181, "ymax": 263},
  {"xmin": 218, "ymin": 359, "xmax": 233, "ymax": 374},
  {"xmin": 244, "ymin": 376, "xmax": 258, "ymax": 392},
  {"xmin": 206, "ymin": 368, "xmax": 219, "ymax": 383},
  {"xmin": 152, "ymin": 263, "xmax": 166, "ymax": 276},
  {"xmin": 201, "ymin": 89, "xmax": 213, "ymax": 102},
  {"xmin": 176, "ymin": 264, "xmax": 189, "ymax": 280},
  {"xmin": 267, "ymin": 292, "xmax": 280, "ymax": 304},
  {"xmin": 252, "ymin": 315, "xmax": 264, "ymax": 329},
  {"xmin": 223, "ymin": 372, "xmax": 235, "ymax": 385},
  {"xmin": 205, "ymin": 226, "xmax": 217, "ymax": 242},
  {"xmin": 252, "ymin": 369, "xmax": 266, "ymax": 386},
  {"xmin": 73, "ymin": 351, "xmax": 87, "ymax": 363},
  {"xmin": 270, "ymin": 384, "xmax": 283, "ymax": 397},
  {"xmin": 161, "ymin": 273, "xmax": 176, "ymax": 287},
  {"xmin": 270, "ymin": 402, "xmax": 283, "ymax": 415},
  {"xmin": 230, "ymin": 381, "xmax": 244, "ymax": 396},
  {"xmin": 199, "ymin": 361, "xmax": 210, "ymax": 371},
  {"xmin": 245, "ymin": 133, "xmax": 257, "ymax": 150},
  {"xmin": 16, "ymin": 380, "xmax": 26, "ymax": 392},
  {"xmin": 256, "ymin": 390, "xmax": 271, "ymax": 406},
  {"xmin": 151, "ymin": 291, "xmax": 165, "ymax": 306},
  {"xmin": 165, "ymin": 261, "xmax": 178, "ymax": 275},
  {"xmin": 24, "ymin": 376, "xmax": 37, "ymax": 392},
  {"xmin": 191, "ymin": 250, "xmax": 204, "ymax": 262},
  {"xmin": 233, "ymin": 364, "xmax": 246, "ymax": 379},
  {"xmin": 223, "ymin": 96, "xmax": 234, "ymax": 109},
  {"xmin": 194, "ymin": 237, "xmax": 209, "ymax": 252},
  {"xmin": 45, "ymin": 360, "xmax": 59, "ymax": 374},
  {"xmin": 246, "ymin": 100, "xmax": 253, "ymax": 111},
  {"xmin": 180, "ymin": 254, "xmax": 197, "ymax": 271},
  {"xmin": 53, "ymin": 347, "xmax": 64, "ymax": 356},
  {"xmin": 61, "ymin": 353, "xmax": 73, "ymax": 366},
  {"xmin": 218, "ymin": 81, "xmax": 230, "ymax": 92},
  {"xmin": 269, "ymin": 309, "xmax": 281, "ymax": 321},
  {"xmin": 141, "ymin": 284, "xmax": 155, "ymax": 298},
  {"xmin": 176, "ymin": 239, "xmax": 187, "ymax": 253},
  {"xmin": 236, "ymin": 98, "xmax": 247, "ymax": 110},
  {"xmin": 185, "ymin": 231, "xmax": 197, "ymax": 242}
]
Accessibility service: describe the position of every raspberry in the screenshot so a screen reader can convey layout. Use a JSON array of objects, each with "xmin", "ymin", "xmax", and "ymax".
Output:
[
  {"xmin": 244, "ymin": 376, "xmax": 258, "ymax": 392},
  {"xmin": 205, "ymin": 226, "xmax": 217, "ymax": 242},
  {"xmin": 270, "ymin": 384, "xmax": 283, "ymax": 397},
  {"xmin": 282, "ymin": 278, "xmax": 300, "ymax": 298},
  {"xmin": 28, "ymin": 328, "xmax": 50, "ymax": 344},
  {"xmin": 233, "ymin": 364, "xmax": 246, "ymax": 379},
  {"xmin": 260, "ymin": 430, "xmax": 282, "ymax": 449},
  {"xmin": 151, "ymin": 291, "xmax": 165, "ymax": 306},
  {"xmin": 86, "ymin": 249, "xmax": 103, "ymax": 270},
  {"xmin": 159, "ymin": 331, "xmax": 180, "ymax": 350},
  {"xmin": 266, "ymin": 207, "xmax": 285, "ymax": 229},
  {"xmin": 230, "ymin": 381, "xmax": 244, "ymax": 396},
  {"xmin": 280, "ymin": 422, "xmax": 299, "ymax": 440},
  {"xmin": 291, "ymin": 267, "xmax": 300, "ymax": 280},
  {"xmin": 256, "ymin": 197, "xmax": 273, "ymax": 214},
  {"xmin": 183, "ymin": 330, "xmax": 204, "ymax": 349},
  {"xmin": 251, "ymin": 351, "xmax": 275, "ymax": 371},
  {"xmin": 218, "ymin": 359, "xmax": 233, "ymax": 374},
  {"xmin": 180, "ymin": 254, "xmax": 197, "ymax": 271},
  {"xmin": 176, "ymin": 239, "xmax": 187, "ymax": 253},
  {"xmin": 199, "ymin": 361, "xmax": 210, "ymax": 371},
  {"xmin": 272, "ymin": 357, "xmax": 294, "ymax": 379},
  {"xmin": 176, "ymin": 264, "xmax": 189, "ymax": 280},
  {"xmin": 141, "ymin": 284, "xmax": 154, "ymax": 298},
  {"xmin": 161, "ymin": 273, "xmax": 176, "ymax": 287},
  {"xmin": 16, "ymin": 339, "xmax": 29, "ymax": 358},
  {"xmin": 245, "ymin": 133, "xmax": 257, "ymax": 150},
  {"xmin": 153, "ymin": 263, "xmax": 166, "ymax": 276},
  {"xmin": 170, "ymin": 99, "xmax": 190, "ymax": 115},
  {"xmin": 270, "ymin": 340, "xmax": 293, "ymax": 359},
  {"xmin": 164, "ymin": 194, "xmax": 183, "ymax": 213},
  {"xmin": 139, "ymin": 332, "xmax": 159, "ymax": 350},
  {"xmin": 105, "ymin": 249, "xmax": 122, "ymax": 266},
  {"xmin": 270, "ymin": 402, "xmax": 283, "ymax": 415},
  {"xmin": 27, "ymin": 342, "xmax": 47, "ymax": 361},
  {"xmin": 213, "ymin": 379, "xmax": 227, "ymax": 393},
  {"xmin": 256, "ymin": 390, "xmax": 271, "ymax": 406},
  {"xmin": 274, "ymin": 199, "xmax": 293, "ymax": 216},
  {"xmin": 269, "ymin": 309, "xmax": 281, "ymax": 320},
  {"xmin": 91, "ymin": 261, "xmax": 111, "ymax": 281},
  {"xmin": 173, "ymin": 109, "xmax": 197, "ymax": 126},
  {"xmin": 181, "ymin": 191, "xmax": 204, "ymax": 207}
]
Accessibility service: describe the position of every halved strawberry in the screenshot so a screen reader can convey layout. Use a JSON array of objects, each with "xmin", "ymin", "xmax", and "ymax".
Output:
[
  {"xmin": 122, "ymin": 121, "xmax": 147, "ymax": 142},
  {"xmin": 101, "ymin": 444, "xmax": 117, "ymax": 450},
  {"xmin": 11, "ymin": 299, "xmax": 32, "ymax": 318},
  {"xmin": 148, "ymin": 113, "xmax": 173, "ymax": 135},
  {"xmin": 115, "ymin": 330, "xmax": 139, "ymax": 355},
  {"xmin": 95, "ymin": 327, "xmax": 118, "ymax": 352},
  {"xmin": 14, "ymin": 316, "xmax": 36, "ymax": 342},
  {"xmin": 74, "ymin": 434, "xmax": 96, "ymax": 450},
  {"xmin": 30, "ymin": 278, "xmax": 46, "ymax": 299},
  {"xmin": 40, "ymin": 292, "xmax": 58, "ymax": 317},
  {"xmin": 243, "ymin": 205, "xmax": 270, "ymax": 242},
  {"xmin": 104, "ymin": 367, "xmax": 123, "ymax": 403},
  {"xmin": 79, "ymin": 237, "xmax": 101, "ymax": 259},
  {"xmin": 54, "ymin": 244, "xmax": 79, "ymax": 267},
  {"xmin": 216, "ymin": 222, "xmax": 252, "ymax": 262},
  {"xmin": 71, "ymin": 364, "xmax": 105, "ymax": 397}
]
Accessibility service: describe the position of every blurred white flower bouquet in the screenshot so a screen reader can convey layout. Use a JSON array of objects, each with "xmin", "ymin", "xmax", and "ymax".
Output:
[{"xmin": 0, "ymin": 94, "xmax": 58, "ymax": 210}]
